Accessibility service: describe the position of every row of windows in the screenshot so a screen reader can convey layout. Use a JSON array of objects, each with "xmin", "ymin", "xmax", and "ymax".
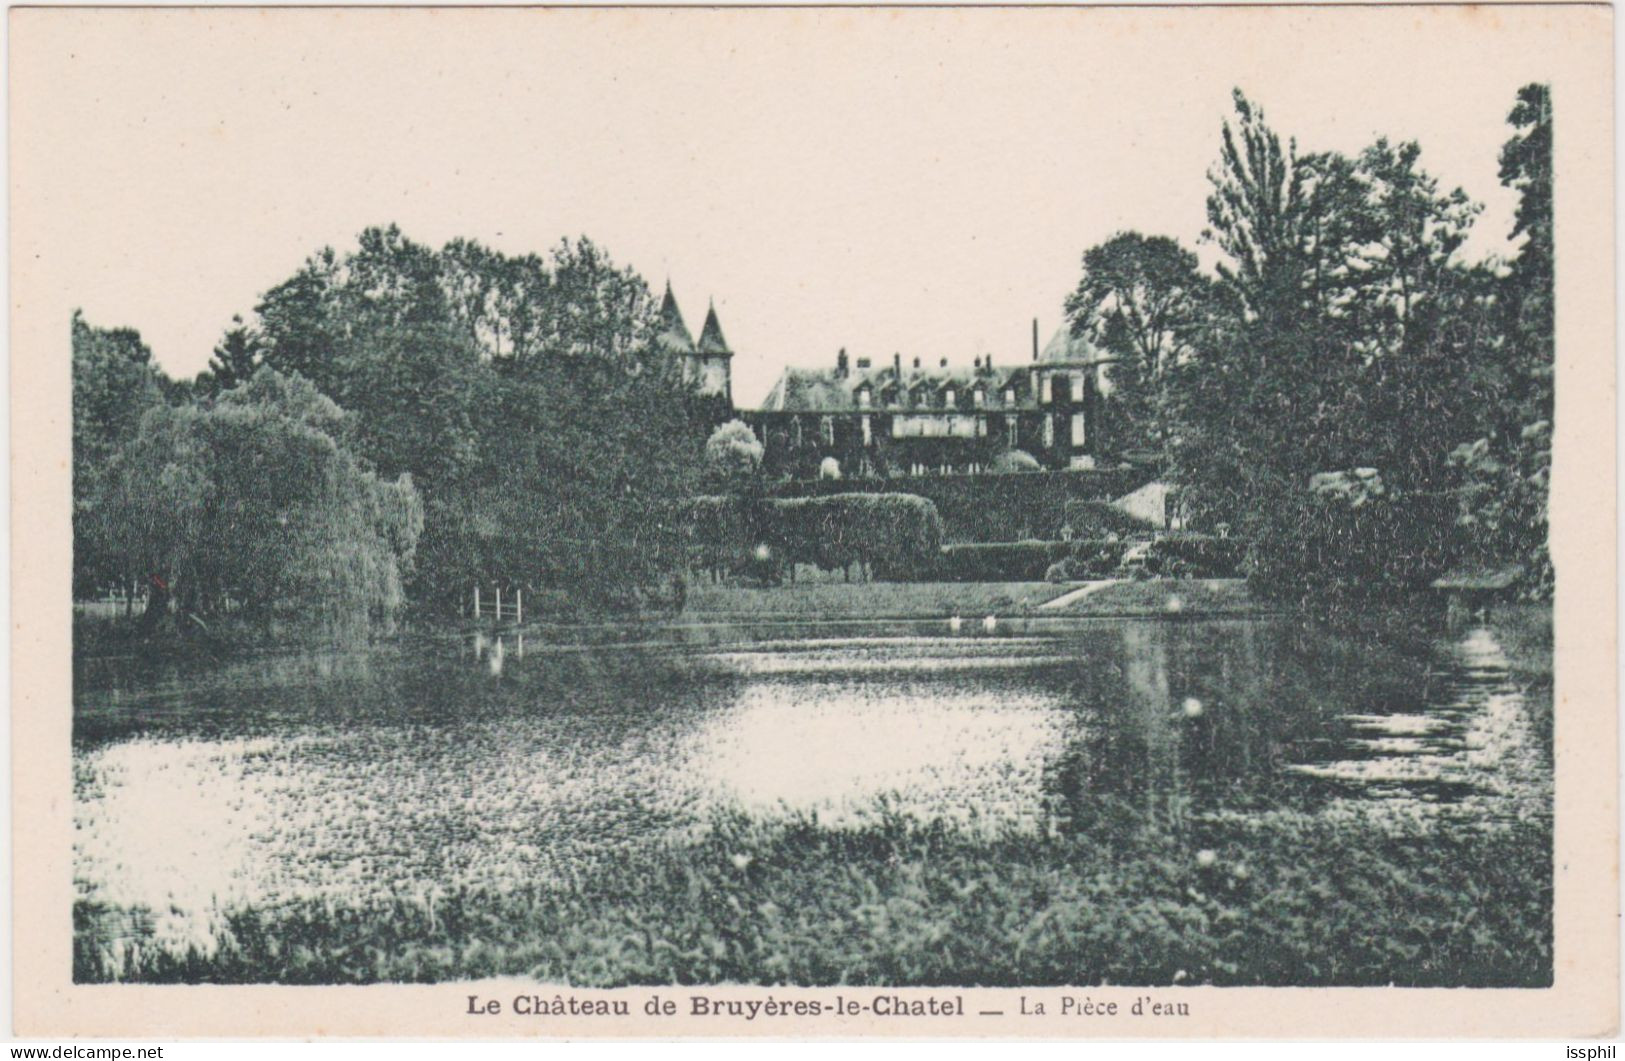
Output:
[
  {"xmin": 854, "ymin": 372, "xmax": 1090, "ymax": 410},
  {"xmin": 776, "ymin": 412, "xmax": 1086, "ymax": 449}
]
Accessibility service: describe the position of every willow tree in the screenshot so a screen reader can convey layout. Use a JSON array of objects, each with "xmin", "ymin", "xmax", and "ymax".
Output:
[{"xmin": 91, "ymin": 367, "xmax": 423, "ymax": 634}]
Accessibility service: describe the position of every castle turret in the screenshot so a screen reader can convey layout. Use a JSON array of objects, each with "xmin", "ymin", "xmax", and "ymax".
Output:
[
  {"xmin": 694, "ymin": 300, "xmax": 734, "ymax": 402},
  {"xmin": 657, "ymin": 281, "xmax": 697, "ymax": 357}
]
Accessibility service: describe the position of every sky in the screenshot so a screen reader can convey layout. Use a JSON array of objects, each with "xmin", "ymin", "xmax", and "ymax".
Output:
[{"xmin": 15, "ymin": 6, "xmax": 1573, "ymax": 408}]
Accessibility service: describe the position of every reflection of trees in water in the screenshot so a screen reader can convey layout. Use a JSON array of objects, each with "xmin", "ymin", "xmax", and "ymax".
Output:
[
  {"xmin": 1043, "ymin": 621, "xmax": 1422, "ymax": 827},
  {"xmin": 74, "ymin": 637, "xmax": 744, "ymax": 751}
]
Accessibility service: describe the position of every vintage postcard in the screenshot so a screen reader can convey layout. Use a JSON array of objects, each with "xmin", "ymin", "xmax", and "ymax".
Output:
[{"xmin": 10, "ymin": 4, "xmax": 1617, "ymax": 1040}]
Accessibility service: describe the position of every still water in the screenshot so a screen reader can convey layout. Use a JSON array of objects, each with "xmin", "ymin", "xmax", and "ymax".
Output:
[{"xmin": 74, "ymin": 617, "xmax": 1550, "ymax": 949}]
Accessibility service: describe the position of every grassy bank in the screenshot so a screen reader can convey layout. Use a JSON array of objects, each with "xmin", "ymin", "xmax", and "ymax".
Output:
[
  {"xmin": 684, "ymin": 581, "xmax": 1066, "ymax": 621},
  {"xmin": 77, "ymin": 805, "xmax": 1550, "ymax": 987},
  {"xmin": 1041, "ymin": 579, "xmax": 1260, "ymax": 617},
  {"xmin": 683, "ymin": 578, "xmax": 1264, "ymax": 622}
]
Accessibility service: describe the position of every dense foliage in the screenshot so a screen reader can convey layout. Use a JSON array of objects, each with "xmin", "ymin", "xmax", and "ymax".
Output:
[
  {"xmin": 79, "ymin": 367, "xmax": 423, "ymax": 630},
  {"xmin": 73, "ymin": 228, "xmax": 712, "ymax": 628},
  {"xmin": 686, "ymin": 493, "xmax": 944, "ymax": 581},
  {"xmin": 1067, "ymin": 85, "xmax": 1554, "ymax": 606}
]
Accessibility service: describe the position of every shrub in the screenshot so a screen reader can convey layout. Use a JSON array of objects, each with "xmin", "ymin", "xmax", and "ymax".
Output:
[
  {"xmin": 1144, "ymin": 534, "xmax": 1246, "ymax": 578},
  {"xmin": 989, "ymin": 448, "xmax": 1041, "ymax": 474},
  {"xmin": 1062, "ymin": 499, "xmax": 1155, "ymax": 539},
  {"xmin": 1069, "ymin": 539, "xmax": 1131, "ymax": 577},
  {"xmin": 703, "ymin": 419, "xmax": 763, "ymax": 489}
]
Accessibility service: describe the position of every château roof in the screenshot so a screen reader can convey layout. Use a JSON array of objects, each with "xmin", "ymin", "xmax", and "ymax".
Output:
[
  {"xmin": 697, "ymin": 303, "xmax": 733, "ymax": 357},
  {"xmin": 657, "ymin": 283, "xmax": 697, "ymax": 355},
  {"xmin": 1039, "ymin": 322, "xmax": 1106, "ymax": 364},
  {"xmin": 758, "ymin": 360, "xmax": 1036, "ymax": 414}
]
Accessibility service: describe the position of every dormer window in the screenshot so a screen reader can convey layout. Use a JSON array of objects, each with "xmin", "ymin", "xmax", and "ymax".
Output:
[
  {"xmin": 858, "ymin": 387, "xmax": 871, "ymax": 409},
  {"xmin": 944, "ymin": 387, "xmax": 956, "ymax": 408},
  {"xmin": 1003, "ymin": 388, "xmax": 1015, "ymax": 406},
  {"xmin": 973, "ymin": 387, "xmax": 985, "ymax": 408}
]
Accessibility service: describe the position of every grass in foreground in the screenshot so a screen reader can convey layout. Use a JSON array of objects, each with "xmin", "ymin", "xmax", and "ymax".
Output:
[{"xmin": 77, "ymin": 804, "xmax": 1550, "ymax": 988}]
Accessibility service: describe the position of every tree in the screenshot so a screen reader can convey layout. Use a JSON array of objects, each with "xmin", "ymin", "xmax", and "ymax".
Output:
[
  {"xmin": 704, "ymin": 419, "xmax": 764, "ymax": 489},
  {"xmin": 329, "ymin": 319, "xmax": 484, "ymax": 492},
  {"xmin": 1175, "ymin": 90, "xmax": 1501, "ymax": 610},
  {"xmin": 1064, "ymin": 232, "xmax": 1209, "ymax": 453},
  {"xmin": 196, "ymin": 316, "xmax": 265, "ymax": 395},
  {"xmin": 90, "ymin": 367, "xmax": 423, "ymax": 632},
  {"xmin": 72, "ymin": 311, "xmax": 168, "ymax": 598},
  {"xmin": 255, "ymin": 250, "xmax": 345, "ymax": 394},
  {"xmin": 1451, "ymin": 84, "xmax": 1553, "ymax": 596}
]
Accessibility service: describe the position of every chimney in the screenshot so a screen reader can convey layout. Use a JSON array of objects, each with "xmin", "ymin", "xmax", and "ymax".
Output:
[
  {"xmin": 1032, "ymin": 318, "xmax": 1039, "ymax": 362},
  {"xmin": 893, "ymin": 352, "xmax": 902, "ymax": 379},
  {"xmin": 939, "ymin": 357, "xmax": 948, "ymax": 369},
  {"xmin": 836, "ymin": 347, "xmax": 849, "ymax": 380},
  {"xmin": 973, "ymin": 356, "xmax": 981, "ymax": 369},
  {"xmin": 985, "ymin": 350, "xmax": 993, "ymax": 376},
  {"xmin": 913, "ymin": 356, "xmax": 921, "ymax": 370},
  {"xmin": 856, "ymin": 357, "xmax": 871, "ymax": 370}
]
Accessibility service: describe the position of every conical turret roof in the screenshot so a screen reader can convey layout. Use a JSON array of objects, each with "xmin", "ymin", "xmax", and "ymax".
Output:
[
  {"xmin": 697, "ymin": 302, "xmax": 733, "ymax": 357},
  {"xmin": 657, "ymin": 282, "xmax": 696, "ymax": 355}
]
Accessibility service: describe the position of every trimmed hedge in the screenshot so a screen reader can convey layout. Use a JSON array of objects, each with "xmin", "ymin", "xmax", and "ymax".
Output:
[{"xmin": 771, "ymin": 470, "xmax": 1152, "ymax": 543}]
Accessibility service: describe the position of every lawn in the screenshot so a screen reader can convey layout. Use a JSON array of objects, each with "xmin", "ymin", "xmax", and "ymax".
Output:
[
  {"xmin": 683, "ymin": 578, "xmax": 1264, "ymax": 622},
  {"xmin": 684, "ymin": 580, "xmax": 1067, "ymax": 620}
]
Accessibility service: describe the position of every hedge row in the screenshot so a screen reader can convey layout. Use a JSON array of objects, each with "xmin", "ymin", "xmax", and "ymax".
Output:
[{"xmin": 770, "ymin": 470, "xmax": 1152, "ymax": 543}]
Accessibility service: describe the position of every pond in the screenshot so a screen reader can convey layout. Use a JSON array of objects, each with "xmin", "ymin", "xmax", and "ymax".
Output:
[{"xmin": 73, "ymin": 616, "xmax": 1551, "ymax": 955}]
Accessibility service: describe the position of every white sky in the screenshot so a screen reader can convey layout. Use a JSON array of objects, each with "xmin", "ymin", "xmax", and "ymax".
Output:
[{"xmin": 15, "ymin": 7, "xmax": 1564, "ymax": 407}]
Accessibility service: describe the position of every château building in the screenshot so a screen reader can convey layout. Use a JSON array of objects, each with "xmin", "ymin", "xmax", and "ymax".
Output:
[
  {"xmin": 659, "ymin": 283, "xmax": 1116, "ymax": 479},
  {"xmin": 747, "ymin": 321, "xmax": 1112, "ymax": 479}
]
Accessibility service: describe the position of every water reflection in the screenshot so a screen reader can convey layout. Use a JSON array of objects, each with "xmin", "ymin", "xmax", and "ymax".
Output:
[{"xmin": 74, "ymin": 617, "xmax": 1551, "ymax": 951}]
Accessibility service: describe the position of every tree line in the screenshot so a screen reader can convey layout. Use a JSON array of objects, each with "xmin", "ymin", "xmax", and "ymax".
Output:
[
  {"xmin": 1068, "ymin": 84, "xmax": 1553, "ymax": 607},
  {"xmin": 74, "ymin": 233, "xmax": 712, "ymax": 630}
]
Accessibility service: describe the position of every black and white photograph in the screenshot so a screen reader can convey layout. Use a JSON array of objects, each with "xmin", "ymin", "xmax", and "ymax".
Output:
[{"xmin": 12, "ymin": 3, "xmax": 1617, "ymax": 1040}]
